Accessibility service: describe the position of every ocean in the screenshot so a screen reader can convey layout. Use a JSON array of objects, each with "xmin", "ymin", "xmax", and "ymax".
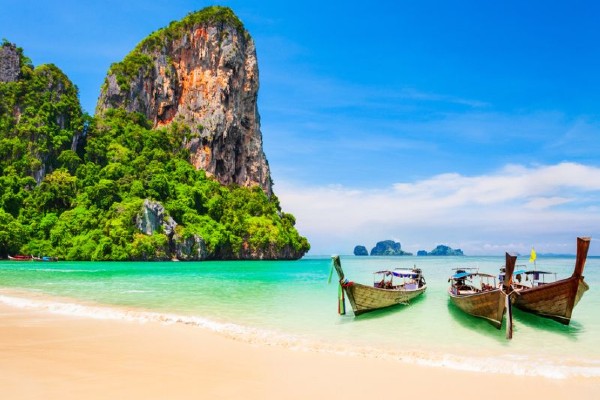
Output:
[{"xmin": 1, "ymin": 255, "xmax": 599, "ymax": 379}]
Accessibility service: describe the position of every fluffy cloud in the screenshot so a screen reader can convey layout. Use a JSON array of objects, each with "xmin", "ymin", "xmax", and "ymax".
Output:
[{"xmin": 276, "ymin": 162, "xmax": 600, "ymax": 256}]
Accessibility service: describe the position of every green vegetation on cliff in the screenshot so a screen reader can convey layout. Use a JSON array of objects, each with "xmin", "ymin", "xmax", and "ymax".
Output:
[
  {"xmin": 0, "ymin": 42, "xmax": 309, "ymax": 260},
  {"xmin": 141, "ymin": 6, "xmax": 246, "ymax": 50},
  {"xmin": 0, "ymin": 41, "xmax": 85, "ymax": 181},
  {"xmin": 105, "ymin": 6, "xmax": 245, "ymax": 93}
]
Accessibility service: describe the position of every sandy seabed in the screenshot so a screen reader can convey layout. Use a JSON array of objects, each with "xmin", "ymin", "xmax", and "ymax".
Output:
[{"xmin": 0, "ymin": 296, "xmax": 598, "ymax": 399}]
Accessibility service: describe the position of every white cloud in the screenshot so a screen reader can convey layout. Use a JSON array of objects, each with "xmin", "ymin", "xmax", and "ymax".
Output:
[
  {"xmin": 524, "ymin": 197, "xmax": 573, "ymax": 209},
  {"xmin": 276, "ymin": 162, "xmax": 600, "ymax": 256}
]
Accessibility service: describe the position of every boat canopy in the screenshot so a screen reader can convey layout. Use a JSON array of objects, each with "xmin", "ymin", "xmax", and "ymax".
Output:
[
  {"xmin": 451, "ymin": 271, "xmax": 470, "ymax": 279},
  {"xmin": 373, "ymin": 270, "xmax": 420, "ymax": 278},
  {"xmin": 513, "ymin": 269, "xmax": 527, "ymax": 275},
  {"xmin": 393, "ymin": 270, "xmax": 419, "ymax": 278},
  {"xmin": 451, "ymin": 271, "xmax": 495, "ymax": 280}
]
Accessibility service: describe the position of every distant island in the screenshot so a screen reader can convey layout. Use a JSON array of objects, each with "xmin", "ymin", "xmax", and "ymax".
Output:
[
  {"xmin": 354, "ymin": 240, "xmax": 412, "ymax": 256},
  {"xmin": 353, "ymin": 242, "xmax": 464, "ymax": 256},
  {"xmin": 417, "ymin": 245, "xmax": 464, "ymax": 256},
  {"xmin": 353, "ymin": 245, "xmax": 368, "ymax": 256}
]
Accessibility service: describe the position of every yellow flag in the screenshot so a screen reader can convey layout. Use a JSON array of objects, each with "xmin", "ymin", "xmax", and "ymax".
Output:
[{"xmin": 529, "ymin": 247, "xmax": 537, "ymax": 263}]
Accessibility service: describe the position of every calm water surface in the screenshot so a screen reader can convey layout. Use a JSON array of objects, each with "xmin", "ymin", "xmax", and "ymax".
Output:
[{"xmin": 1, "ymin": 255, "xmax": 599, "ymax": 378}]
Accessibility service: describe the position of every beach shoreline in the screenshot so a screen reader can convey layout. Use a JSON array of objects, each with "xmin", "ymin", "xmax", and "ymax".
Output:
[{"xmin": 1, "ymin": 290, "xmax": 598, "ymax": 399}]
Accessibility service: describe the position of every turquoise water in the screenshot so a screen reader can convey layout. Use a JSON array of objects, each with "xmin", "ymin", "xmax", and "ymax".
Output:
[{"xmin": 1, "ymin": 255, "xmax": 599, "ymax": 378}]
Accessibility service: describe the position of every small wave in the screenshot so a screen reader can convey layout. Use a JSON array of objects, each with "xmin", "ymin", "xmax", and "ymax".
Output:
[
  {"xmin": 1, "ymin": 292, "xmax": 598, "ymax": 379},
  {"xmin": 409, "ymin": 353, "xmax": 600, "ymax": 379},
  {"xmin": 33, "ymin": 269, "xmax": 106, "ymax": 273}
]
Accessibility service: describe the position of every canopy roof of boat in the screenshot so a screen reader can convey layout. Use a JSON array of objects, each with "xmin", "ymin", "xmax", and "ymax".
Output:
[
  {"xmin": 373, "ymin": 270, "xmax": 420, "ymax": 278},
  {"xmin": 500, "ymin": 268, "xmax": 553, "ymax": 276},
  {"xmin": 450, "ymin": 271, "xmax": 495, "ymax": 279},
  {"xmin": 524, "ymin": 270, "xmax": 554, "ymax": 275}
]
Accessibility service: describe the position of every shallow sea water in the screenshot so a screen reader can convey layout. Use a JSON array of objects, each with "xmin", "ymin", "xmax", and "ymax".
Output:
[{"xmin": 1, "ymin": 254, "xmax": 599, "ymax": 378}]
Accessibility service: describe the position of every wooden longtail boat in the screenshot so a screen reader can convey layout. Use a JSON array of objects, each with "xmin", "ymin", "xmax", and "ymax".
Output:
[
  {"xmin": 332, "ymin": 255, "xmax": 427, "ymax": 316},
  {"xmin": 32, "ymin": 256, "xmax": 58, "ymax": 262},
  {"xmin": 448, "ymin": 253, "xmax": 516, "ymax": 338},
  {"xmin": 511, "ymin": 236, "xmax": 590, "ymax": 325},
  {"xmin": 7, "ymin": 255, "xmax": 33, "ymax": 261}
]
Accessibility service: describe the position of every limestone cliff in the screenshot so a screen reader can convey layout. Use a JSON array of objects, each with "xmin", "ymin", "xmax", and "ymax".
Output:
[
  {"xmin": 96, "ymin": 6, "xmax": 272, "ymax": 196},
  {"xmin": 0, "ymin": 14, "xmax": 309, "ymax": 261},
  {"xmin": 0, "ymin": 42, "xmax": 21, "ymax": 83},
  {"xmin": 135, "ymin": 199, "xmax": 208, "ymax": 261}
]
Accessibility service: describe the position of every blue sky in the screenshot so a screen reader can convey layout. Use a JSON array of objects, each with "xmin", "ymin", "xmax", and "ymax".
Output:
[{"xmin": 3, "ymin": 1, "xmax": 600, "ymax": 256}]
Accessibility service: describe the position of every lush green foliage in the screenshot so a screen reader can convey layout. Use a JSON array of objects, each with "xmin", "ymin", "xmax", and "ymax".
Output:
[
  {"xmin": 109, "ymin": 53, "xmax": 153, "ymax": 92},
  {"xmin": 139, "ymin": 6, "xmax": 246, "ymax": 52},
  {"xmin": 0, "ymin": 43, "xmax": 85, "ymax": 180},
  {"xmin": 0, "ymin": 43, "xmax": 309, "ymax": 260}
]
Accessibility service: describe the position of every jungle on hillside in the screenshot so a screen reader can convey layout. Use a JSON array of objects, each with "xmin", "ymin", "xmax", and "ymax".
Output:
[{"xmin": 0, "ymin": 40, "xmax": 309, "ymax": 260}]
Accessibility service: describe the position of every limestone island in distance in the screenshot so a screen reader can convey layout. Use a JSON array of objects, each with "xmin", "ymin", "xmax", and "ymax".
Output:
[{"xmin": 354, "ymin": 240, "xmax": 464, "ymax": 256}]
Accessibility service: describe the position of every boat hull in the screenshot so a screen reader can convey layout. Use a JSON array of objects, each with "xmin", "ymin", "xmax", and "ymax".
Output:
[
  {"xmin": 513, "ymin": 277, "xmax": 588, "ymax": 325},
  {"xmin": 449, "ymin": 289, "xmax": 506, "ymax": 329},
  {"xmin": 344, "ymin": 282, "xmax": 427, "ymax": 316},
  {"xmin": 514, "ymin": 237, "xmax": 591, "ymax": 325},
  {"xmin": 7, "ymin": 255, "xmax": 32, "ymax": 261}
]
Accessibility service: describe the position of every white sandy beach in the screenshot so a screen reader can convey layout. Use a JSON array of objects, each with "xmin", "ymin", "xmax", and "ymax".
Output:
[{"xmin": 0, "ymin": 295, "xmax": 598, "ymax": 400}]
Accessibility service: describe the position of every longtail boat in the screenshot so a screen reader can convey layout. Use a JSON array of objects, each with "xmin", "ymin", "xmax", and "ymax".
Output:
[
  {"xmin": 510, "ymin": 236, "xmax": 590, "ymax": 325},
  {"xmin": 7, "ymin": 255, "xmax": 33, "ymax": 261},
  {"xmin": 448, "ymin": 253, "xmax": 516, "ymax": 338},
  {"xmin": 331, "ymin": 255, "xmax": 427, "ymax": 316},
  {"xmin": 32, "ymin": 256, "xmax": 58, "ymax": 262}
]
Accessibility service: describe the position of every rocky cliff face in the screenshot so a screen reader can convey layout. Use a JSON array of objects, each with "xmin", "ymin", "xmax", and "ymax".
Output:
[
  {"xmin": 0, "ymin": 42, "xmax": 21, "ymax": 83},
  {"xmin": 136, "ymin": 199, "xmax": 208, "ymax": 260},
  {"xmin": 0, "ymin": 11, "xmax": 309, "ymax": 261},
  {"xmin": 96, "ymin": 7, "xmax": 272, "ymax": 196}
]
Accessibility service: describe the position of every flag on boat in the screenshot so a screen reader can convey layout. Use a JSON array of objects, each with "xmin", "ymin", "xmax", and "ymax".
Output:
[{"xmin": 529, "ymin": 247, "xmax": 536, "ymax": 263}]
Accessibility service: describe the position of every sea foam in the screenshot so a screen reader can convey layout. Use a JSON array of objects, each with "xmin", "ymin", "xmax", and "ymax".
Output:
[{"xmin": 1, "ymin": 291, "xmax": 598, "ymax": 380}]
